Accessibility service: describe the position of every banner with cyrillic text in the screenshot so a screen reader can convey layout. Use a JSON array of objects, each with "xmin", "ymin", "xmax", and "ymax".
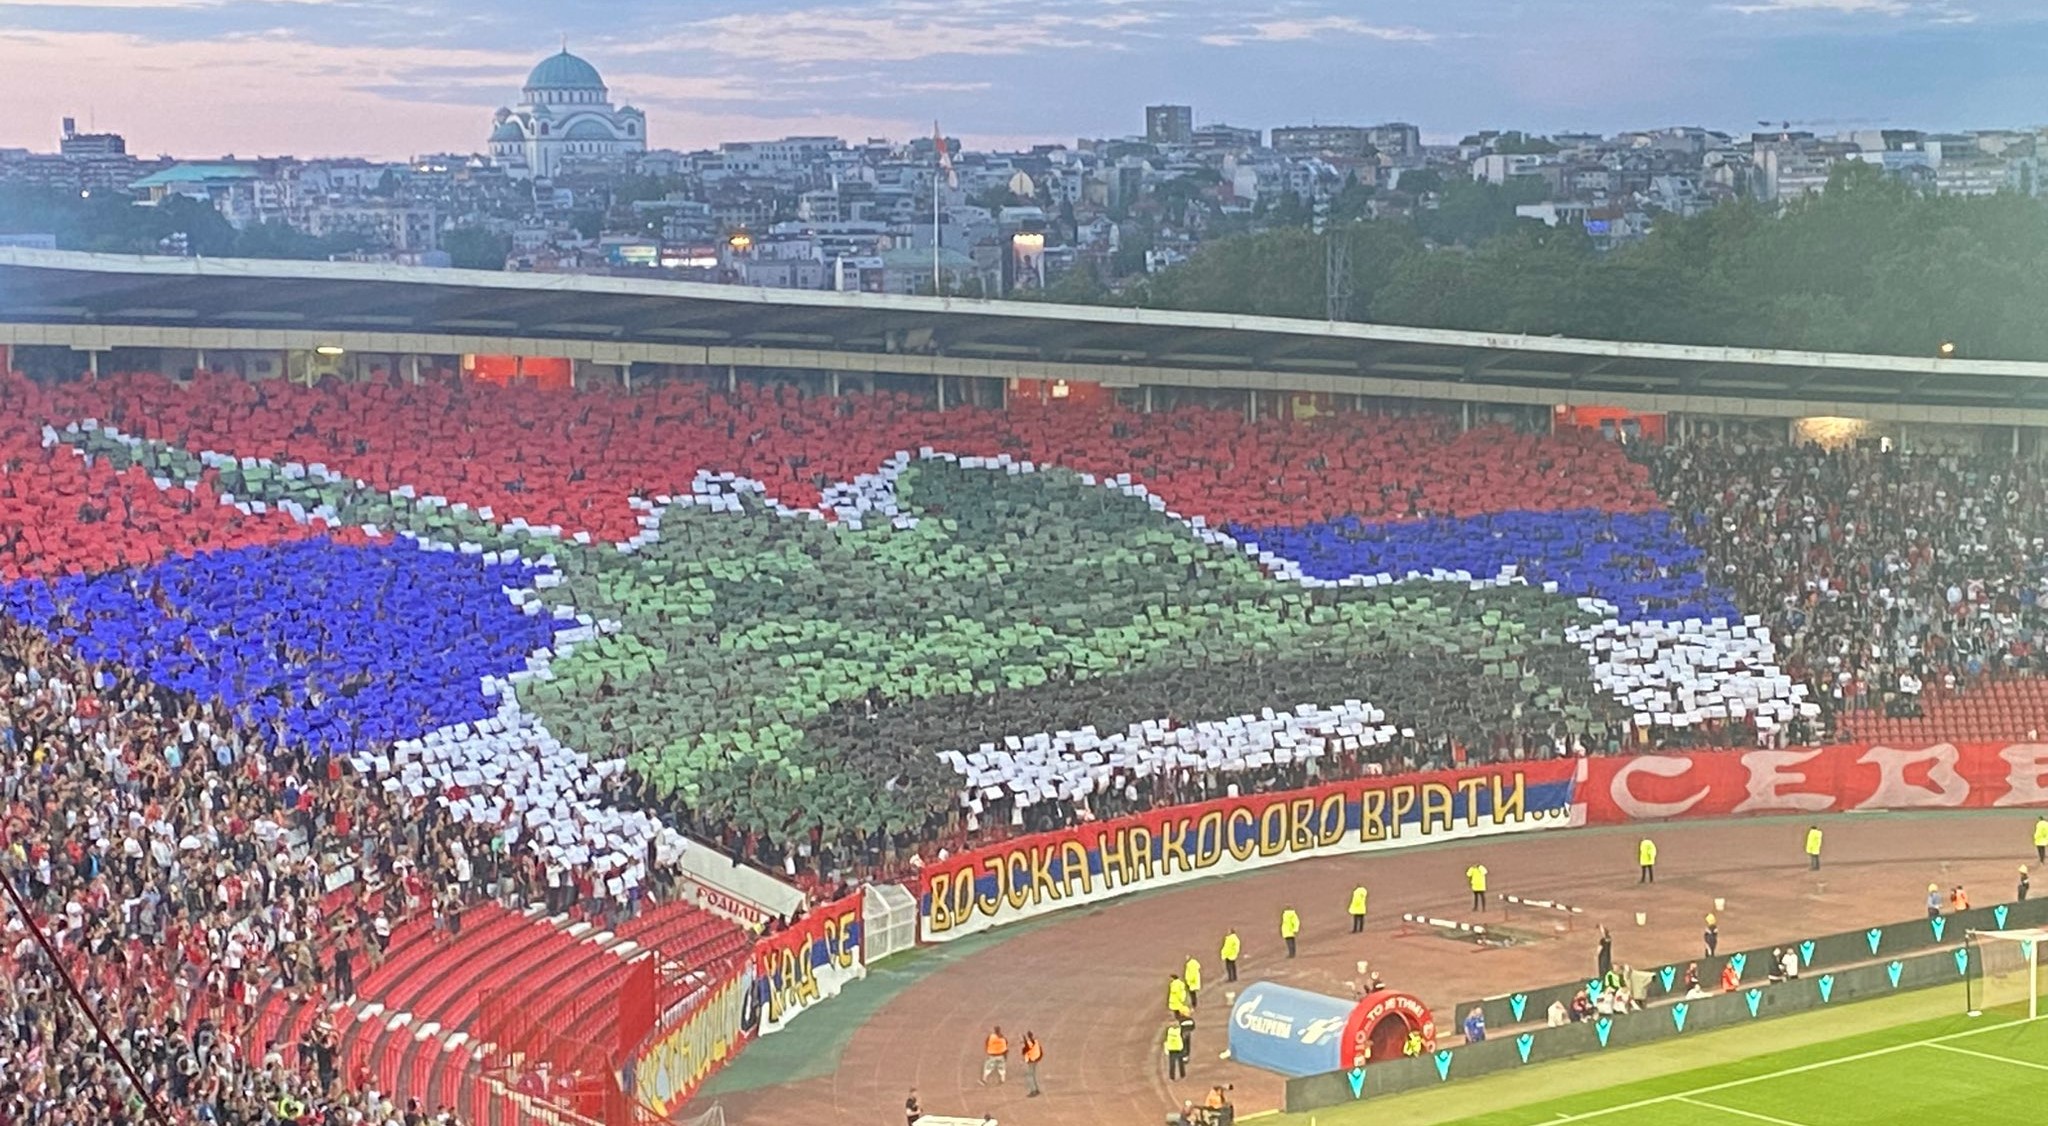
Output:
[
  {"xmin": 917, "ymin": 760, "xmax": 1581, "ymax": 941},
  {"xmin": 752, "ymin": 889, "xmax": 866, "ymax": 1036},
  {"xmin": 1580, "ymin": 742, "xmax": 2048, "ymax": 824}
]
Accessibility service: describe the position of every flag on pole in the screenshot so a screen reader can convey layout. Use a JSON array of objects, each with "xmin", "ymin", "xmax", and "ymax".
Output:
[{"xmin": 934, "ymin": 121, "xmax": 958, "ymax": 189}]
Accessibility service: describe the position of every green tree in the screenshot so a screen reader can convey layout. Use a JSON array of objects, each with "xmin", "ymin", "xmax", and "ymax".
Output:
[{"xmin": 443, "ymin": 226, "xmax": 511, "ymax": 271}]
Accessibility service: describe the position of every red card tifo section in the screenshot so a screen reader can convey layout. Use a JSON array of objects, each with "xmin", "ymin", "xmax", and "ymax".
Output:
[{"xmin": 18, "ymin": 371, "xmax": 1658, "ymax": 545}]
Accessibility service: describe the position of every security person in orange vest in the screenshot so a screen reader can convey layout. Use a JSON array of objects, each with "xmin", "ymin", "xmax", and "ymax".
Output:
[
  {"xmin": 1021, "ymin": 1031, "xmax": 1044, "ymax": 1097},
  {"xmin": 980, "ymin": 1026, "xmax": 1009, "ymax": 1086},
  {"xmin": 1281, "ymin": 907, "xmax": 1301, "ymax": 958}
]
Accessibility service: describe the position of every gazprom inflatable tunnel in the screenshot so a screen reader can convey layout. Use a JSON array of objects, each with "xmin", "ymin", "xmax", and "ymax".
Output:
[{"xmin": 1227, "ymin": 983, "xmax": 1437, "ymax": 1077}]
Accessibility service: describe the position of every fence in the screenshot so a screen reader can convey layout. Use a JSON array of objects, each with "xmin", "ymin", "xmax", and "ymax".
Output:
[{"xmin": 864, "ymin": 884, "xmax": 918, "ymax": 963}]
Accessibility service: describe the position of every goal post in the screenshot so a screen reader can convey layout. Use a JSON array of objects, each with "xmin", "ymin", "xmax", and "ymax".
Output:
[{"xmin": 1967, "ymin": 928, "xmax": 2048, "ymax": 1020}]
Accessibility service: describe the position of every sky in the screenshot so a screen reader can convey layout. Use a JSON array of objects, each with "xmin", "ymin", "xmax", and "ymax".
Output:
[{"xmin": 0, "ymin": 0, "xmax": 2044, "ymax": 160}]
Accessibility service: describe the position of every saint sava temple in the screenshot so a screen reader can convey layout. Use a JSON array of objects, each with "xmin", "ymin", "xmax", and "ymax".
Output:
[{"xmin": 5, "ymin": 235, "xmax": 2048, "ymax": 1126}]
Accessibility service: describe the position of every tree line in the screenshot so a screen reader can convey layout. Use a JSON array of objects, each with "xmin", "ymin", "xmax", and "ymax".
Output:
[{"xmin": 1040, "ymin": 163, "xmax": 2048, "ymax": 362}]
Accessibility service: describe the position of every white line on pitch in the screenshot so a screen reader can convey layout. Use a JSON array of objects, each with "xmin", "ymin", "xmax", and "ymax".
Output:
[
  {"xmin": 1677, "ymin": 1096, "xmax": 1813, "ymax": 1126},
  {"xmin": 1532, "ymin": 1016, "xmax": 2030, "ymax": 1123},
  {"xmin": 1923, "ymin": 1041, "xmax": 2048, "ymax": 1072}
]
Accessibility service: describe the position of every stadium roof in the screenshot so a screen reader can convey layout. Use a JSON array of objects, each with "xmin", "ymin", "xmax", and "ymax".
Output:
[{"xmin": 5, "ymin": 247, "xmax": 2048, "ymax": 420}]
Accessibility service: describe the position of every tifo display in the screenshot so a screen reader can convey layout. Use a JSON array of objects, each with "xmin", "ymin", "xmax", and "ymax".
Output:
[{"xmin": 6, "ymin": 364, "xmax": 2048, "ymax": 1126}]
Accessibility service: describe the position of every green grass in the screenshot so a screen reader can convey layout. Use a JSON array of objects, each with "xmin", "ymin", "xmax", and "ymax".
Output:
[{"xmin": 1273, "ymin": 988, "xmax": 2048, "ymax": 1126}]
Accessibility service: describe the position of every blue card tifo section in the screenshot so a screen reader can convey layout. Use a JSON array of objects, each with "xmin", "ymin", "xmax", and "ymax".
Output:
[
  {"xmin": 0, "ymin": 537, "xmax": 569, "ymax": 751},
  {"xmin": 1229, "ymin": 508, "xmax": 1736, "ymax": 623}
]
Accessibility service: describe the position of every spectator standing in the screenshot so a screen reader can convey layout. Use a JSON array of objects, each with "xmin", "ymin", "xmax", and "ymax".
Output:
[
  {"xmin": 1703, "ymin": 915, "xmax": 1719, "ymax": 958},
  {"xmin": 1596, "ymin": 926, "xmax": 1613, "ymax": 979},
  {"xmin": 2020, "ymin": 866, "xmax": 2032, "ymax": 903},
  {"xmin": 1928, "ymin": 883, "xmax": 1944, "ymax": 919},
  {"xmin": 905, "ymin": 1088, "xmax": 922, "ymax": 1125},
  {"xmin": 1463, "ymin": 1007, "xmax": 1486, "ymax": 1043}
]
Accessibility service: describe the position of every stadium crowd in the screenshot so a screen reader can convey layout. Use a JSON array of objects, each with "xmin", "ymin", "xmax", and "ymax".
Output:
[
  {"xmin": 1651, "ymin": 437, "xmax": 2048, "ymax": 733},
  {"xmin": 0, "ymin": 615, "xmax": 506, "ymax": 1125}
]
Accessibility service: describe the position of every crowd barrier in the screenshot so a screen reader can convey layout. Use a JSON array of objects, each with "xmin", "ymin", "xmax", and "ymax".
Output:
[
  {"xmin": 1455, "ymin": 897, "xmax": 2048, "ymax": 1033},
  {"xmin": 917, "ymin": 760, "xmax": 1582, "ymax": 941},
  {"xmin": 1285, "ymin": 939, "xmax": 1981, "ymax": 1110}
]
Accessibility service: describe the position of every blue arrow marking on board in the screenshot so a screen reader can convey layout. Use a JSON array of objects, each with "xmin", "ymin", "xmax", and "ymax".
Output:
[
  {"xmin": 1868, "ymin": 928, "xmax": 1883, "ymax": 955},
  {"xmin": 1997, "ymin": 905, "xmax": 2010, "ymax": 930},
  {"xmin": 1509, "ymin": 993, "xmax": 1528, "ymax": 1021},
  {"xmin": 1347, "ymin": 1068, "xmax": 1365, "ymax": 1098},
  {"xmin": 1596, "ymin": 1017, "xmax": 1613, "ymax": 1047},
  {"xmin": 1887, "ymin": 961, "xmax": 1903, "ymax": 988},
  {"xmin": 1956, "ymin": 947, "xmax": 1972, "ymax": 976},
  {"xmin": 1660, "ymin": 965, "xmax": 1677, "ymax": 992},
  {"xmin": 1435, "ymin": 1050, "xmax": 1453, "ymax": 1082},
  {"xmin": 1516, "ymin": 1033, "xmax": 1534, "ymax": 1063},
  {"xmin": 1800, "ymin": 940, "xmax": 1817, "ymax": 966},
  {"xmin": 1745, "ymin": 988, "xmax": 1763, "ymax": 1018},
  {"xmin": 1671, "ymin": 1002, "xmax": 1690, "ymax": 1032},
  {"xmin": 1933, "ymin": 916, "xmax": 1947, "ymax": 942},
  {"xmin": 1818, "ymin": 974, "xmax": 1835, "ymax": 1003},
  {"xmin": 1730, "ymin": 952, "xmax": 1748, "ymax": 976},
  {"xmin": 1586, "ymin": 978, "xmax": 1603, "ymax": 1002}
]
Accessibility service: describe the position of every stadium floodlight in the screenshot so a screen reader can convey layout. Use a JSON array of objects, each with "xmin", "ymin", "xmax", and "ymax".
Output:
[{"xmin": 1967, "ymin": 928, "xmax": 2048, "ymax": 1019}]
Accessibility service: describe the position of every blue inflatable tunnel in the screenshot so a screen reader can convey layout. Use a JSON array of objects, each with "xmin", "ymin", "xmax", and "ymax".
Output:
[{"xmin": 1227, "ymin": 982, "xmax": 1437, "ymax": 1077}]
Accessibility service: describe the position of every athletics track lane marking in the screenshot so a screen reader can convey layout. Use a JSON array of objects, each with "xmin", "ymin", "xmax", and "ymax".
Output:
[
  {"xmin": 1675, "ymin": 1096, "xmax": 1813, "ymax": 1126},
  {"xmin": 1532, "ymin": 1015, "xmax": 2029, "ymax": 1123},
  {"xmin": 1921, "ymin": 1041, "xmax": 2048, "ymax": 1073}
]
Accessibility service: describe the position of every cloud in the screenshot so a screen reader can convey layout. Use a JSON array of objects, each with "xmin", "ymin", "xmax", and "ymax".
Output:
[
  {"xmin": 1200, "ymin": 15, "xmax": 1436, "ymax": 47},
  {"xmin": 613, "ymin": 0, "xmax": 1159, "ymax": 64},
  {"xmin": 1724, "ymin": 0, "xmax": 1912, "ymax": 13}
]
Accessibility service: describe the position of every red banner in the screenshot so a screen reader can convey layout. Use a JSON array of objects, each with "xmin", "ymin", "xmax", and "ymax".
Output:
[
  {"xmin": 1581, "ymin": 742, "xmax": 2048, "ymax": 824},
  {"xmin": 751, "ymin": 890, "xmax": 866, "ymax": 1035}
]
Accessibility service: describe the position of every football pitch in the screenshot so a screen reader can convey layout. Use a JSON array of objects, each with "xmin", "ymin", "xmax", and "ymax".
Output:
[
  {"xmin": 1440, "ymin": 1011, "xmax": 2048, "ymax": 1125},
  {"xmin": 1269, "ymin": 989, "xmax": 2048, "ymax": 1126}
]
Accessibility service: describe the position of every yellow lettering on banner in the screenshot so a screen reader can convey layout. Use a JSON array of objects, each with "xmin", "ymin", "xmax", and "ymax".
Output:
[
  {"xmin": 1226, "ymin": 807, "xmax": 1258, "ymax": 861},
  {"xmin": 1288, "ymin": 798, "xmax": 1317, "ymax": 852},
  {"xmin": 1059, "ymin": 839, "xmax": 1093, "ymax": 897},
  {"xmin": 1004, "ymin": 851, "xmax": 1031, "ymax": 911},
  {"xmin": 767, "ymin": 946, "xmax": 820, "ymax": 1025},
  {"xmin": 1420, "ymin": 782, "xmax": 1454, "ymax": 834},
  {"xmin": 833, "ymin": 908, "xmax": 860, "ymax": 968},
  {"xmin": 1098, "ymin": 828, "xmax": 1131, "ymax": 889},
  {"xmin": 1128, "ymin": 826, "xmax": 1156, "ymax": 884},
  {"xmin": 1359, "ymin": 789, "xmax": 1388, "ymax": 841},
  {"xmin": 1494, "ymin": 773, "xmax": 1526, "ymax": 823},
  {"xmin": 978, "ymin": 856, "xmax": 1006, "ymax": 917},
  {"xmin": 1160, "ymin": 819, "xmax": 1191, "ymax": 874},
  {"xmin": 1389, "ymin": 784, "xmax": 1419, "ymax": 838},
  {"xmin": 1258, "ymin": 803, "xmax": 1287, "ymax": 857},
  {"xmin": 1318, "ymin": 794, "xmax": 1347, "ymax": 846},
  {"xmin": 1031, "ymin": 846, "xmax": 1062, "ymax": 903},
  {"xmin": 1194, "ymin": 811, "xmax": 1224, "ymax": 869},
  {"xmin": 634, "ymin": 973, "xmax": 748, "ymax": 1112},
  {"xmin": 927, "ymin": 872, "xmax": 954, "ymax": 933},
  {"xmin": 1456, "ymin": 776, "xmax": 1489, "ymax": 826}
]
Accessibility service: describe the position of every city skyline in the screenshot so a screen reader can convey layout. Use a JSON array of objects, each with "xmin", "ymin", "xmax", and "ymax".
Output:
[{"xmin": 2, "ymin": 0, "xmax": 2045, "ymax": 160}]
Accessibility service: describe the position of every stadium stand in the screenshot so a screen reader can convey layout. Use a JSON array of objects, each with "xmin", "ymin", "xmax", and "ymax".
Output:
[{"xmin": 3, "ymin": 362, "xmax": 2048, "ymax": 1121}]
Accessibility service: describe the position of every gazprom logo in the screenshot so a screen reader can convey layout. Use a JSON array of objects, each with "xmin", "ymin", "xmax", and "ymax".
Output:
[
  {"xmin": 1298, "ymin": 1017, "xmax": 1345, "ymax": 1045},
  {"xmin": 1233, "ymin": 998, "xmax": 1295, "ymax": 1038}
]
